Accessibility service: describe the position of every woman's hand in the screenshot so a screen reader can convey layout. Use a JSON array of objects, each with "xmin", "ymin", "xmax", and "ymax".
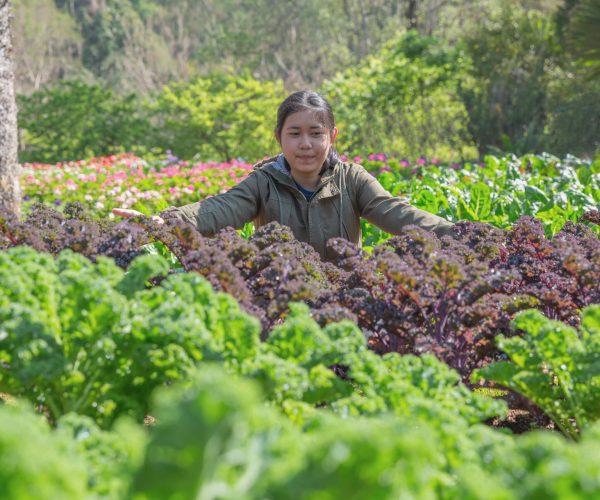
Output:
[{"xmin": 112, "ymin": 208, "xmax": 164, "ymax": 224}]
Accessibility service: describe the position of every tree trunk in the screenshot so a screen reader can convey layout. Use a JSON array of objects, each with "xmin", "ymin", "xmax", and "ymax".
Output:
[
  {"xmin": 406, "ymin": 0, "xmax": 419, "ymax": 30},
  {"xmin": 0, "ymin": 0, "xmax": 20, "ymax": 217}
]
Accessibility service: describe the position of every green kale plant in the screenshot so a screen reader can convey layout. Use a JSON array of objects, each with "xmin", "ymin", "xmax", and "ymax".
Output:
[
  {"xmin": 244, "ymin": 303, "xmax": 506, "ymax": 425},
  {"xmin": 0, "ymin": 247, "xmax": 261, "ymax": 428},
  {"xmin": 130, "ymin": 365, "xmax": 450, "ymax": 500},
  {"xmin": 0, "ymin": 401, "xmax": 146, "ymax": 499},
  {"xmin": 0, "ymin": 246, "xmax": 503, "ymax": 432},
  {"xmin": 473, "ymin": 305, "xmax": 600, "ymax": 440},
  {"xmin": 0, "ymin": 402, "xmax": 88, "ymax": 499},
  {"xmin": 57, "ymin": 413, "xmax": 146, "ymax": 498},
  {"xmin": 132, "ymin": 364, "xmax": 600, "ymax": 499}
]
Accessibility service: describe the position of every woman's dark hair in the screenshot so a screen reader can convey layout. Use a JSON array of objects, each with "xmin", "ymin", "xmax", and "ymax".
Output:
[{"xmin": 275, "ymin": 90, "xmax": 340, "ymax": 169}]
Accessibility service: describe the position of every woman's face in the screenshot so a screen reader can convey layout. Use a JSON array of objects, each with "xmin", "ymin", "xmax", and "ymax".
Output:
[{"xmin": 277, "ymin": 110, "xmax": 338, "ymax": 178}]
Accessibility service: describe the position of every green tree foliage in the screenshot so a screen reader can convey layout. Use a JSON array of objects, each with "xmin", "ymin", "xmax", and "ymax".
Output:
[
  {"xmin": 149, "ymin": 0, "xmax": 470, "ymax": 89},
  {"xmin": 172, "ymin": 0, "xmax": 352, "ymax": 89},
  {"xmin": 567, "ymin": 0, "xmax": 600, "ymax": 76},
  {"xmin": 54, "ymin": 0, "xmax": 177, "ymax": 93},
  {"xmin": 11, "ymin": 0, "xmax": 600, "ymax": 161},
  {"xmin": 10, "ymin": 1, "xmax": 567, "ymax": 95},
  {"xmin": 459, "ymin": 5, "xmax": 561, "ymax": 155},
  {"xmin": 554, "ymin": 0, "xmax": 581, "ymax": 38},
  {"xmin": 18, "ymin": 81, "xmax": 150, "ymax": 163},
  {"xmin": 153, "ymin": 72, "xmax": 286, "ymax": 161},
  {"xmin": 542, "ymin": 0, "xmax": 600, "ymax": 156},
  {"xmin": 544, "ymin": 74, "xmax": 600, "ymax": 156},
  {"xmin": 323, "ymin": 31, "xmax": 477, "ymax": 160},
  {"xmin": 11, "ymin": 0, "xmax": 84, "ymax": 94}
]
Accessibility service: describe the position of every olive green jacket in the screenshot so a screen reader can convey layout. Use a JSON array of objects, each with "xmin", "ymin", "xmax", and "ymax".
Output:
[{"xmin": 162, "ymin": 155, "xmax": 455, "ymax": 260}]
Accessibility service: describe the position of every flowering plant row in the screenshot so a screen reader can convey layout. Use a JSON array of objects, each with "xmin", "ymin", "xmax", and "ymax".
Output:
[{"xmin": 20, "ymin": 152, "xmax": 252, "ymax": 216}]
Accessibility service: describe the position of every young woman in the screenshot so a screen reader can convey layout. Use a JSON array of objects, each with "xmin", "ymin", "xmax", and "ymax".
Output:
[{"xmin": 113, "ymin": 90, "xmax": 455, "ymax": 260}]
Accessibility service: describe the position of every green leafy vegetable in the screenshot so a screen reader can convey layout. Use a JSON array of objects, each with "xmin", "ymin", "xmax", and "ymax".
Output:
[{"xmin": 473, "ymin": 306, "xmax": 600, "ymax": 440}]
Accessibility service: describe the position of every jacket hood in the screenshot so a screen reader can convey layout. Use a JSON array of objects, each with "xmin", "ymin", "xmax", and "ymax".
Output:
[{"xmin": 253, "ymin": 154, "xmax": 289, "ymax": 174}]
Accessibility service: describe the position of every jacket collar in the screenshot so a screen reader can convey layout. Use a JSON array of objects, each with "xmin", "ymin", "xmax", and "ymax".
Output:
[{"xmin": 256, "ymin": 154, "xmax": 340, "ymax": 196}]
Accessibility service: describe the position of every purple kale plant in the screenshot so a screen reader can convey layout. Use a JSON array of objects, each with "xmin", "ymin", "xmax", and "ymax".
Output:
[{"xmin": 2, "ymin": 204, "xmax": 599, "ymax": 381}]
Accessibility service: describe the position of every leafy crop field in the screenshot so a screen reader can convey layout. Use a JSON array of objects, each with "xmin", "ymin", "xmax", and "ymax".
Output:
[{"xmin": 1, "ymin": 152, "xmax": 600, "ymax": 498}]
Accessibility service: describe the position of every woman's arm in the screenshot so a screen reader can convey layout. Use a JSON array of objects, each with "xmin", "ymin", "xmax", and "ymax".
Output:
[
  {"xmin": 159, "ymin": 171, "xmax": 262, "ymax": 236},
  {"xmin": 352, "ymin": 164, "xmax": 455, "ymax": 238},
  {"xmin": 112, "ymin": 208, "xmax": 165, "ymax": 224}
]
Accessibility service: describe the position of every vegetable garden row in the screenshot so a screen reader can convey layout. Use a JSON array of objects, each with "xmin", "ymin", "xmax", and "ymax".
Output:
[{"xmin": 1, "ymin": 152, "xmax": 600, "ymax": 498}]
